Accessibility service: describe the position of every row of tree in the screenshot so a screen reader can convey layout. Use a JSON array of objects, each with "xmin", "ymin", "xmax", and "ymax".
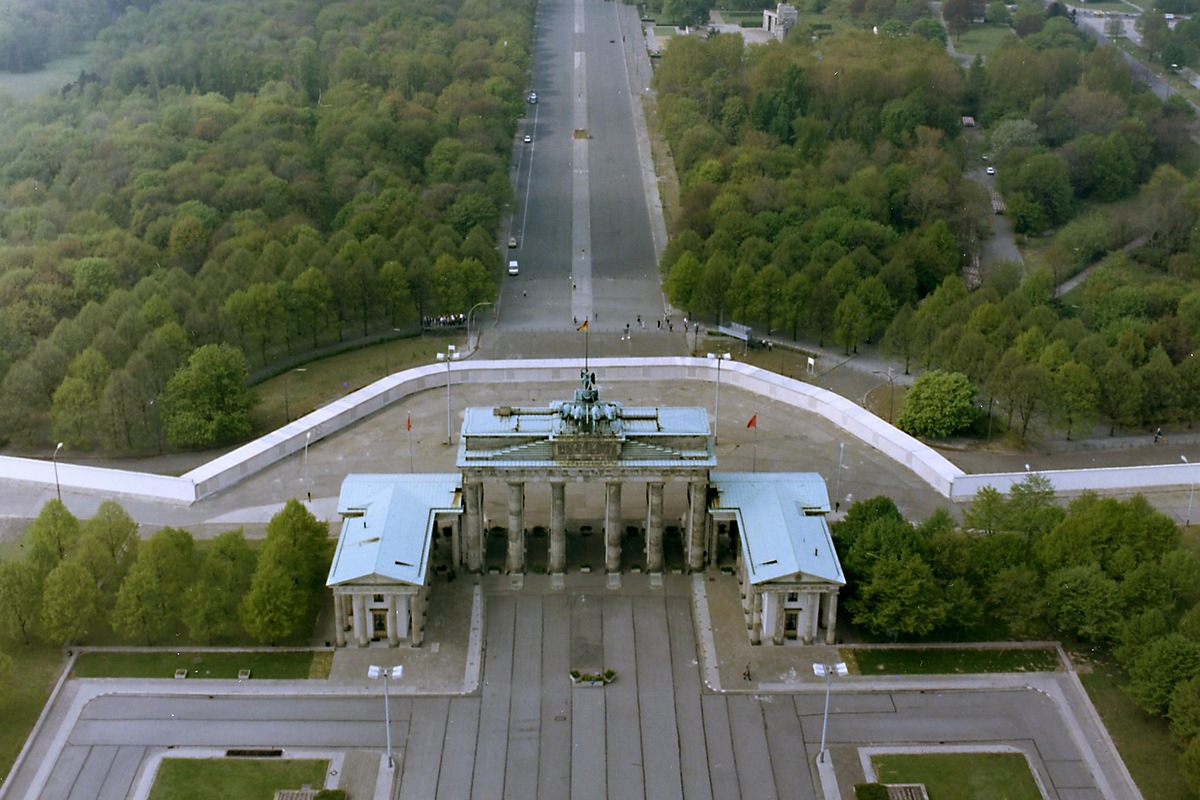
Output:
[
  {"xmin": 835, "ymin": 481, "xmax": 1200, "ymax": 789},
  {"xmin": 0, "ymin": 498, "xmax": 330, "ymax": 651},
  {"xmin": 0, "ymin": 0, "xmax": 530, "ymax": 451}
]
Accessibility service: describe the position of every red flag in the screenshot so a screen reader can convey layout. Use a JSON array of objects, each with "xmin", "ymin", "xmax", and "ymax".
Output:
[
  {"xmin": 406, "ymin": 414, "xmax": 412, "ymax": 431},
  {"xmin": 577, "ymin": 319, "xmax": 589, "ymax": 332},
  {"xmin": 747, "ymin": 414, "xmax": 757, "ymax": 429}
]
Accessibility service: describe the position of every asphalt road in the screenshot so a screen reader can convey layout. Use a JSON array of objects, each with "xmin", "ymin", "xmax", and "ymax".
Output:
[{"xmin": 488, "ymin": 0, "xmax": 671, "ymax": 353}]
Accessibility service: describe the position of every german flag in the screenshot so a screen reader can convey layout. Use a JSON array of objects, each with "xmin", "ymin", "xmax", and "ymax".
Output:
[{"xmin": 577, "ymin": 319, "xmax": 589, "ymax": 331}]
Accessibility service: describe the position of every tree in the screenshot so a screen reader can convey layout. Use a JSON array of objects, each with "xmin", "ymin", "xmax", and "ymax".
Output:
[
  {"xmin": 160, "ymin": 344, "xmax": 256, "ymax": 447},
  {"xmin": 897, "ymin": 370, "xmax": 976, "ymax": 438},
  {"xmin": 0, "ymin": 559, "xmax": 42, "ymax": 643},
  {"xmin": 26, "ymin": 499, "xmax": 81, "ymax": 577},
  {"xmin": 1170, "ymin": 675, "xmax": 1200, "ymax": 745},
  {"xmin": 1180, "ymin": 733, "xmax": 1200, "ymax": 795},
  {"xmin": 850, "ymin": 554, "xmax": 948, "ymax": 639},
  {"xmin": 40, "ymin": 561, "xmax": 101, "ymax": 645},
  {"xmin": 183, "ymin": 529, "xmax": 255, "ymax": 644},
  {"xmin": 1138, "ymin": 12, "xmax": 1170, "ymax": 61},
  {"xmin": 112, "ymin": 527, "xmax": 195, "ymax": 644},
  {"xmin": 1044, "ymin": 563, "xmax": 1120, "ymax": 643},
  {"xmin": 241, "ymin": 500, "xmax": 330, "ymax": 644},
  {"xmin": 833, "ymin": 292, "xmax": 870, "ymax": 354},
  {"xmin": 81, "ymin": 500, "xmax": 139, "ymax": 570},
  {"xmin": 1127, "ymin": 634, "xmax": 1200, "ymax": 715}
]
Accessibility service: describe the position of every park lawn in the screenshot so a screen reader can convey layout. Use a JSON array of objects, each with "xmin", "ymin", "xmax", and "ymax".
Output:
[
  {"xmin": 72, "ymin": 650, "xmax": 315, "ymax": 680},
  {"xmin": 851, "ymin": 647, "xmax": 1060, "ymax": 675},
  {"xmin": 147, "ymin": 758, "xmax": 328, "ymax": 800},
  {"xmin": 0, "ymin": 643, "xmax": 65, "ymax": 785},
  {"xmin": 1078, "ymin": 655, "xmax": 1196, "ymax": 800},
  {"xmin": 872, "ymin": 752, "xmax": 1041, "ymax": 800},
  {"xmin": 250, "ymin": 333, "xmax": 461, "ymax": 434},
  {"xmin": 953, "ymin": 24, "xmax": 1014, "ymax": 57}
]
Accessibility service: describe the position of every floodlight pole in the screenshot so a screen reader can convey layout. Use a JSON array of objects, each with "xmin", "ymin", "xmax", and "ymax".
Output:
[
  {"xmin": 813, "ymin": 661, "xmax": 847, "ymax": 764},
  {"xmin": 707, "ymin": 352, "xmax": 730, "ymax": 444},
  {"xmin": 53, "ymin": 442, "xmax": 64, "ymax": 502},
  {"xmin": 368, "ymin": 665, "xmax": 403, "ymax": 768},
  {"xmin": 1184, "ymin": 456, "xmax": 1195, "ymax": 527},
  {"xmin": 438, "ymin": 346, "xmax": 456, "ymax": 445}
]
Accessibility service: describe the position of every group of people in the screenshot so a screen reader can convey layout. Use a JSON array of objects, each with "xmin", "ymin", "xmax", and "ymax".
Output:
[{"xmin": 422, "ymin": 313, "xmax": 467, "ymax": 329}]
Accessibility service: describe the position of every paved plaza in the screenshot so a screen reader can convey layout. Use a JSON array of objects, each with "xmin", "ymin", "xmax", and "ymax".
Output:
[{"xmin": 4, "ymin": 571, "xmax": 1133, "ymax": 800}]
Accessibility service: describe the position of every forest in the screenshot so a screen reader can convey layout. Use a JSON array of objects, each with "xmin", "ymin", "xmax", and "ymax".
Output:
[
  {"xmin": 0, "ymin": 0, "xmax": 529, "ymax": 451},
  {"xmin": 653, "ymin": 7, "xmax": 1200, "ymax": 441}
]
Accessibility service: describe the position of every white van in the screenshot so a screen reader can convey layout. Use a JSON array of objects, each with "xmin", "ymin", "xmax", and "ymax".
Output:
[{"xmin": 507, "ymin": 260, "xmax": 519, "ymax": 276}]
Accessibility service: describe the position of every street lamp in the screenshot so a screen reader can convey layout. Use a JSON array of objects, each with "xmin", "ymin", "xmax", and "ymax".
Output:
[
  {"xmin": 437, "ymin": 346, "xmax": 457, "ymax": 445},
  {"xmin": 835, "ymin": 441, "xmax": 845, "ymax": 513},
  {"xmin": 871, "ymin": 368, "xmax": 896, "ymax": 423},
  {"xmin": 466, "ymin": 301, "xmax": 493, "ymax": 351},
  {"xmin": 367, "ymin": 665, "xmax": 403, "ymax": 768},
  {"xmin": 304, "ymin": 431, "xmax": 312, "ymax": 501},
  {"xmin": 285, "ymin": 368, "xmax": 307, "ymax": 423},
  {"xmin": 707, "ymin": 352, "xmax": 731, "ymax": 444},
  {"xmin": 1184, "ymin": 456, "xmax": 1195, "ymax": 527},
  {"xmin": 53, "ymin": 442, "xmax": 64, "ymax": 502},
  {"xmin": 813, "ymin": 661, "xmax": 848, "ymax": 764}
]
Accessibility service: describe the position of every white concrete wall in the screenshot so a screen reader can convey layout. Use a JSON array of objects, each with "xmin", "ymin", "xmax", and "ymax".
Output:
[{"xmin": 0, "ymin": 356, "xmax": 1192, "ymax": 507}]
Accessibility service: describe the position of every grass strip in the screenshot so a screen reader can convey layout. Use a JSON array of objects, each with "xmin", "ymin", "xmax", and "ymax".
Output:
[
  {"xmin": 73, "ymin": 650, "xmax": 314, "ymax": 680},
  {"xmin": 147, "ymin": 758, "xmax": 327, "ymax": 800},
  {"xmin": 873, "ymin": 752, "xmax": 1041, "ymax": 800},
  {"xmin": 851, "ymin": 646, "xmax": 1059, "ymax": 675}
]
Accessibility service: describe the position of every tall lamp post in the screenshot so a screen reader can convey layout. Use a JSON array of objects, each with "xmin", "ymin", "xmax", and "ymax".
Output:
[
  {"xmin": 304, "ymin": 431, "xmax": 313, "ymax": 500},
  {"xmin": 437, "ymin": 345, "xmax": 457, "ymax": 445},
  {"xmin": 871, "ymin": 368, "xmax": 896, "ymax": 423},
  {"xmin": 367, "ymin": 665, "xmax": 403, "ymax": 768},
  {"xmin": 835, "ymin": 442, "xmax": 845, "ymax": 512},
  {"xmin": 466, "ymin": 301, "xmax": 493, "ymax": 351},
  {"xmin": 1184, "ymin": 456, "xmax": 1195, "ymax": 527},
  {"xmin": 53, "ymin": 442, "xmax": 64, "ymax": 502},
  {"xmin": 285, "ymin": 368, "xmax": 307, "ymax": 423},
  {"xmin": 707, "ymin": 352, "xmax": 731, "ymax": 444},
  {"xmin": 813, "ymin": 661, "xmax": 848, "ymax": 764}
]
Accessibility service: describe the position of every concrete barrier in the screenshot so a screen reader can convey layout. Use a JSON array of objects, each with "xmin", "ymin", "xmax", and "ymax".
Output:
[{"xmin": 1, "ymin": 357, "xmax": 1193, "ymax": 507}]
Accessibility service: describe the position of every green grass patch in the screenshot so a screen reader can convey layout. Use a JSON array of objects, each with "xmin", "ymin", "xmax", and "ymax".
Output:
[
  {"xmin": 250, "ymin": 333, "xmax": 460, "ymax": 435},
  {"xmin": 0, "ymin": 643, "xmax": 65, "ymax": 785},
  {"xmin": 952, "ymin": 24, "xmax": 1015, "ymax": 57},
  {"xmin": 1078, "ymin": 655, "xmax": 1196, "ymax": 800},
  {"xmin": 851, "ymin": 647, "xmax": 1059, "ymax": 674},
  {"xmin": 873, "ymin": 752, "xmax": 1041, "ymax": 800},
  {"xmin": 720, "ymin": 11, "xmax": 764, "ymax": 26},
  {"xmin": 72, "ymin": 650, "xmax": 315, "ymax": 680},
  {"xmin": 147, "ymin": 758, "xmax": 327, "ymax": 800}
]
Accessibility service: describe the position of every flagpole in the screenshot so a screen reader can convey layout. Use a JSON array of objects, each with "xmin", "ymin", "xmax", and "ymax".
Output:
[
  {"xmin": 753, "ymin": 424, "xmax": 758, "ymax": 472},
  {"xmin": 407, "ymin": 415, "xmax": 413, "ymax": 473},
  {"xmin": 585, "ymin": 320, "xmax": 590, "ymax": 374}
]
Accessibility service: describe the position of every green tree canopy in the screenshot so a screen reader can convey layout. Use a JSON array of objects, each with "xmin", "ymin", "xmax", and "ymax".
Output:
[
  {"xmin": 160, "ymin": 344, "xmax": 256, "ymax": 447},
  {"xmin": 897, "ymin": 369, "xmax": 976, "ymax": 438}
]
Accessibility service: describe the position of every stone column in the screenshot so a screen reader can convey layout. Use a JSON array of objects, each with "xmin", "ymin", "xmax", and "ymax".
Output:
[
  {"xmin": 749, "ymin": 589, "xmax": 762, "ymax": 645},
  {"xmin": 411, "ymin": 588, "xmax": 426, "ymax": 647},
  {"xmin": 772, "ymin": 591, "xmax": 786, "ymax": 646},
  {"xmin": 824, "ymin": 590, "xmax": 839, "ymax": 645},
  {"xmin": 550, "ymin": 482, "xmax": 566, "ymax": 574},
  {"xmin": 386, "ymin": 594, "xmax": 399, "ymax": 646},
  {"xmin": 605, "ymin": 481, "xmax": 622, "ymax": 573},
  {"xmin": 353, "ymin": 594, "xmax": 368, "ymax": 647},
  {"xmin": 334, "ymin": 592, "xmax": 347, "ymax": 647},
  {"xmin": 805, "ymin": 590, "xmax": 821, "ymax": 644},
  {"xmin": 451, "ymin": 513, "xmax": 462, "ymax": 568},
  {"xmin": 507, "ymin": 481, "xmax": 526, "ymax": 573},
  {"xmin": 464, "ymin": 481, "xmax": 483, "ymax": 572},
  {"xmin": 646, "ymin": 482, "xmax": 664, "ymax": 573},
  {"xmin": 686, "ymin": 480, "xmax": 706, "ymax": 572}
]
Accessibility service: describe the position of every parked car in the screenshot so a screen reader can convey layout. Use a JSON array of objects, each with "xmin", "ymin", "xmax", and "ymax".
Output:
[
  {"xmin": 986, "ymin": 166, "xmax": 996, "ymax": 175},
  {"xmin": 528, "ymin": 91, "xmax": 537, "ymax": 104},
  {"xmin": 524, "ymin": 134, "xmax": 532, "ymax": 143},
  {"xmin": 508, "ymin": 236, "xmax": 518, "ymax": 248}
]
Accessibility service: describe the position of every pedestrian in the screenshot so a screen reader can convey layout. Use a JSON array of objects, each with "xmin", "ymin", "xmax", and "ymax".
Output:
[
  {"xmin": 523, "ymin": 290, "xmax": 526, "ymax": 297},
  {"xmin": 1155, "ymin": 427, "xmax": 1163, "ymax": 444},
  {"xmin": 743, "ymin": 664, "xmax": 752, "ymax": 681},
  {"xmin": 657, "ymin": 319, "xmax": 661, "ymax": 329},
  {"xmin": 637, "ymin": 314, "xmax": 642, "ymax": 326}
]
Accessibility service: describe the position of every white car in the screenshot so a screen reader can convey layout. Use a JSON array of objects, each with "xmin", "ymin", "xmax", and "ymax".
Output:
[
  {"xmin": 507, "ymin": 260, "xmax": 519, "ymax": 276},
  {"xmin": 524, "ymin": 134, "xmax": 532, "ymax": 143},
  {"xmin": 986, "ymin": 166, "xmax": 996, "ymax": 175},
  {"xmin": 528, "ymin": 92, "xmax": 537, "ymax": 104}
]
